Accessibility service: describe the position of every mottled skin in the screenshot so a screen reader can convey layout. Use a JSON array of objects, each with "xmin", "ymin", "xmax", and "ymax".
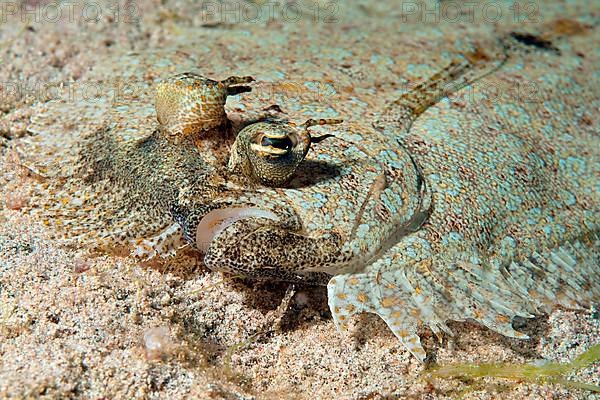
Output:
[
  {"xmin": 31, "ymin": 28, "xmax": 598, "ymax": 361},
  {"xmin": 39, "ymin": 74, "xmax": 255, "ymax": 259}
]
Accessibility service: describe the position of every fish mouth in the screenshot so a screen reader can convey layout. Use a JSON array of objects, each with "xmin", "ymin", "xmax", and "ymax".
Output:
[{"xmin": 195, "ymin": 207, "xmax": 279, "ymax": 252}]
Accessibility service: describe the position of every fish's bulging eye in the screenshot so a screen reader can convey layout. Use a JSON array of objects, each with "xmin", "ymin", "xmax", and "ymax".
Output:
[
  {"xmin": 260, "ymin": 136, "xmax": 294, "ymax": 152},
  {"xmin": 228, "ymin": 119, "xmax": 340, "ymax": 187}
]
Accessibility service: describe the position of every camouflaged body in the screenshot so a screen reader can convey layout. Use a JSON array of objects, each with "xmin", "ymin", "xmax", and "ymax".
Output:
[{"xmin": 27, "ymin": 1, "xmax": 599, "ymax": 360}]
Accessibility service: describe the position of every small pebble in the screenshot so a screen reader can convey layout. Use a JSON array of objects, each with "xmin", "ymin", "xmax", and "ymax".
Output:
[
  {"xmin": 73, "ymin": 257, "xmax": 91, "ymax": 274},
  {"xmin": 160, "ymin": 292, "xmax": 171, "ymax": 306},
  {"xmin": 143, "ymin": 326, "xmax": 173, "ymax": 360},
  {"xmin": 5, "ymin": 190, "xmax": 28, "ymax": 210}
]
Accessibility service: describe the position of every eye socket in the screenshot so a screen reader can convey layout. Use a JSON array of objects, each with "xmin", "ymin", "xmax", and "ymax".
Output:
[{"xmin": 260, "ymin": 135, "xmax": 294, "ymax": 152}]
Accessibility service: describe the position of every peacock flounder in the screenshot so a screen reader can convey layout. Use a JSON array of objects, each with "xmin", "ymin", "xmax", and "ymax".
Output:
[{"xmin": 28, "ymin": 13, "xmax": 599, "ymax": 361}]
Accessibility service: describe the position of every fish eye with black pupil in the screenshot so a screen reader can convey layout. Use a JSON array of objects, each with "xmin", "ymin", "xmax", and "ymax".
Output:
[
  {"xmin": 260, "ymin": 135, "xmax": 294, "ymax": 152},
  {"xmin": 228, "ymin": 119, "xmax": 342, "ymax": 187}
]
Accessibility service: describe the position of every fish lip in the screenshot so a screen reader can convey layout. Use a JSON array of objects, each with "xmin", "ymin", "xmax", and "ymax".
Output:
[{"xmin": 195, "ymin": 206, "xmax": 280, "ymax": 253}]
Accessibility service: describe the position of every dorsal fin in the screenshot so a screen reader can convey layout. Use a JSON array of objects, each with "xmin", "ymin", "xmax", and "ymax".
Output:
[{"xmin": 373, "ymin": 41, "xmax": 508, "ymax": 134}]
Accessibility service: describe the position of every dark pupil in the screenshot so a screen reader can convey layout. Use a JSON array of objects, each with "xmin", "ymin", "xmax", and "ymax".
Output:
[{"xmin": 261, "ymin": 136, "xmax": 293, "ymax": 151}]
